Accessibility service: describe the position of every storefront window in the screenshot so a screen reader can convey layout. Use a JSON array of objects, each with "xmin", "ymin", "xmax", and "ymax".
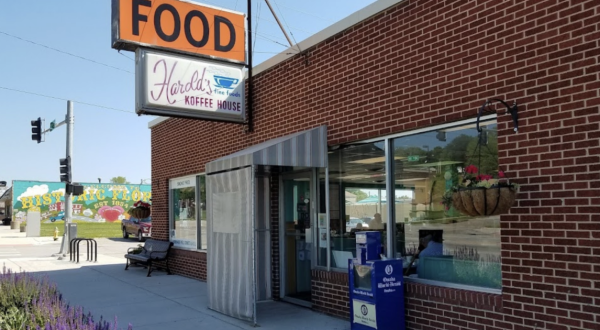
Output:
[
  {"xmin": 319, "ymin": 119, "xmax": 500, "ymax": 290},
  {"xmin": 393, "ymin": 120, "xmax": 500, "ymax": 289},
  {"xmin": 169, "ymin": 174, "xmax": 206, "ymax": 250},
  {"xmin": 320, "ymin": 141, "xmax": 388, "ymax": 269},
  {"xmin": 198, "ymin": 175, "xmax": 207, "ymax": 250}
]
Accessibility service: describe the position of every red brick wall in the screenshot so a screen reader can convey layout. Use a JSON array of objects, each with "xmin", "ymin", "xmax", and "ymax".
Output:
[
  {"xmin": 151, "ymin": 0, "xmax": 600, "ymax": 329},
  {"xmin": 405, "ymin": 282, "xmax": 504, "ymax": 330},
  {"xmin": 312, "ymin": 270, "xmax": 350, "ymax": 318},
  {"xmin": 168, "ymin": 249, "xmax": 206, "ymax": 280}
]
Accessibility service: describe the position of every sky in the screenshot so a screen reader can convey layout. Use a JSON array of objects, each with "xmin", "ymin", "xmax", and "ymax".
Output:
[{"xmin": 0, "ymin": 0, "xmax": 377, "ymax": 188}]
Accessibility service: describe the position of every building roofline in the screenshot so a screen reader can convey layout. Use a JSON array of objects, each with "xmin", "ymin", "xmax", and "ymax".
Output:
[
  {"xmin": 148, "ymin": 117, "xmax": 169, "ymax": 128},
  {"xmin": 252, "ymin": 0, "xmax": 403, "ymax": 76}
]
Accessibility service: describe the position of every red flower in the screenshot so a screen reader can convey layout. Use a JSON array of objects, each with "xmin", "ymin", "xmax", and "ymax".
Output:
[
  {"xmin": 133, "ymin": 200, "xmax": 150, "ymax": 208},
  {"xmin": 465, "ymin": 165, "xmax": 478, "ymax": 174},
  {"xmin": 498, "ymin": 171, "xmax": 505, "ymax": 178},
  {"xmin": 476, "ymin": 174, "xmax": 493, "ymax": 181}
]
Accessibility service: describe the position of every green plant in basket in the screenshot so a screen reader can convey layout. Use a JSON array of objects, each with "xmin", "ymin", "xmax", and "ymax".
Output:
[
  {"xmin": 442, "ymin": 165, "xmax": 518, "ymax": 217},
  {"xmin": 130, "ymin": 244, "xmax": 144, "ymax": 254},
  {"xmin": 128, "ymin": 200, "xmax": 151, "ymax": 219}
]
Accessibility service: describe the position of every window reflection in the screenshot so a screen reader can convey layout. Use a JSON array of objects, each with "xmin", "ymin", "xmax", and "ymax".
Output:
[
  {"xmin": 394, "ymin": 121, "xmax": 500, "ymax": 289},
  {"xmin": 319, "ymin": 120, "xmax": 501, "ymax": 289},
  {"xmin": 319, "ymin": 142, "xmax": 388, "ymax": 269},
  {"xmin": 169, "ymin": 175, "xmax": 207, "ymax": 250}
]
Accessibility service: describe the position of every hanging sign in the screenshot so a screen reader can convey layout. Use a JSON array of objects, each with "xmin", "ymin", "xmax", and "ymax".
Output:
[
  {"xmin": 136, "ymin": 49, "xmax": 245, "ymax": 122},
  {"xmin": 112, "ymin": 0, "xmax": 246, "ymax": 64}
]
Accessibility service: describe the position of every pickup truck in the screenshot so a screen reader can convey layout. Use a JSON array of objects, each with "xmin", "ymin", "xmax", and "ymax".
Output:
[{"xmin": 122, "ymin": 216, "xmax": 152, "ymax": 242}]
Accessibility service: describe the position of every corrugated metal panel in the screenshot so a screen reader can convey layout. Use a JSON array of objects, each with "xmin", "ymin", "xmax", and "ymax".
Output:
[
  {"xmin": 207, "ymin": 167, "xmax": 254, "ymax": 322},
  {"xmin": 206, "ymin": 126, "xmax": 328, "ymax": 173}
]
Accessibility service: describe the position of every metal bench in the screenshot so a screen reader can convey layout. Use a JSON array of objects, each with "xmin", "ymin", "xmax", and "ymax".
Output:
[{"xmin": 124, "ymin": 239, "xmax": 173, "ymax": 277}]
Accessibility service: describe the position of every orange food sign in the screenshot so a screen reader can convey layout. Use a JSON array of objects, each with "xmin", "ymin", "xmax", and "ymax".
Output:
[{"xmin": 112, "ymin": 0, "xmax": 246, "ymax": 63}]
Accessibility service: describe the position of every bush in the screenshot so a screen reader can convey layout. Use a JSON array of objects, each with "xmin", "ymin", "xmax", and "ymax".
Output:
[{"xmin": 0, "ymin": 265, "xmax": 132, "ymax": 330}]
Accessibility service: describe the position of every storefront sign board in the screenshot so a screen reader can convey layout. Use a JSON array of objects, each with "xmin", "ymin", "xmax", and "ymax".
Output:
[
  {"xmin": 112, "ymin": 0, "xmax": 246, "ymax": 64},
  {"xmin": 136, "ymin": 49, "xmax": 245, "ymax": 122}
]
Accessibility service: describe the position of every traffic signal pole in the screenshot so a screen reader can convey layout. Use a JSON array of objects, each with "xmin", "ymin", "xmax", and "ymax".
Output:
[{"xmin": 56, "ymin": 101, "xmax": 74, "ymax": 258}]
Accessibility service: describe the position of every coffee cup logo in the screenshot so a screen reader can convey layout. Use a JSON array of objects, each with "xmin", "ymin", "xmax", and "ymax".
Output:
[{"xmin": 214, "ymin": 75, "xmax": 239, "ymax": 89}]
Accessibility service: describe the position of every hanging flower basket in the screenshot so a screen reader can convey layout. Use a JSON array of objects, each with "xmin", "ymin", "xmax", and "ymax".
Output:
[
  {"xmin": 452, "ymin": 186, "xmax": 517, "ymax": 217},
  {"xmin": 128, "ymin": 200, "xmax": 151, "ymax": 219},
  {"xmin": 442, "ymin": 165, "xmax": 518, "ymax": 217}
]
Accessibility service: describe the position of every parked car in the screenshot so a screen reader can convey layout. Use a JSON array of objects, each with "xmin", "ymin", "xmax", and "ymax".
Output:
[
  {"xmin": 122, "ymin": 216, "xmax": 152, "ymax": 242},
  {"xmin": 50, "ymin": 211, "xmax": 65, "ymax": 222},
  {"xmin": 345, "ymin": 217, "xmax": 369, "ymax": 232}
]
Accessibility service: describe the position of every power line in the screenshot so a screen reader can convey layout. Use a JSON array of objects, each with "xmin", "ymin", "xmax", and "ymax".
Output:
[
  {"xmin": 197, "ymin": 0, "xmax": 317, "ymax": 35},
  {"xmin": 269, "ymin": 0, "xmax": 335, "ymax": 24},
  {"xmin": 0, "ymin": 86, "xmax": 135, "ymax": 114},
  {"xmin": 251, "ymin": 14, "xmax": 316, "ymax": 36},
  {"xmin": 0, "ymin": 31, "xmax": 134, "ymax": 75},
  {"xmin": 118, "ymin": 51, "xmax": 135, "ymax": 61},
  {"xmin": 256, "ymin": 34, "xmax": 297, "ymax": 50},
  {"xmin": 275, "ymin": 2, "xmax": 301, "ymax": 53},
  {"xmin": 253, "ymin": 1, "xmax": 261, "ymax": 58},
  {"xmin": 0, "ymin": 15, "xmax": 295, "ymax": 83}
]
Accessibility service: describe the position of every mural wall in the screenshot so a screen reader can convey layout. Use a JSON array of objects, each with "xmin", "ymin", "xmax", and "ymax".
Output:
[{"xmin": 11, "ymin": 181, "xmax": 151, "ymax": 223}]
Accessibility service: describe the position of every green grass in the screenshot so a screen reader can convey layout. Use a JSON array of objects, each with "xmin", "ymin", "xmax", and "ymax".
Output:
[{"xmin": 41, "ymin": 221, "xmax": 122, "ymax": 238}]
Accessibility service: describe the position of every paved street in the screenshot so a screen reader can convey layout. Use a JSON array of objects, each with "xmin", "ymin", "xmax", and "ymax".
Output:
[{"xmin": 0, "ymin": 225, "xmax": 350, "ymax": 330}]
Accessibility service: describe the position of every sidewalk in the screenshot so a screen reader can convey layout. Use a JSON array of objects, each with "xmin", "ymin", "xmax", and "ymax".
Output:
[{"xmin": 0, "ymin": 226, "xmax": 349, "ymax": 330}]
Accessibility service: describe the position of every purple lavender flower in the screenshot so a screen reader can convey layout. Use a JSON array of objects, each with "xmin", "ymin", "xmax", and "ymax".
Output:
[{"xmin": 0, "ymin": 266, "xmax": 132, "ymax": 330}]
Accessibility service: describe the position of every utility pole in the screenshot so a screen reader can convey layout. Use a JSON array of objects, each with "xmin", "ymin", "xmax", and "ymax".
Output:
[{"xmin": 56, "ymin": 101, "xmax": 74, "ymax": 259}]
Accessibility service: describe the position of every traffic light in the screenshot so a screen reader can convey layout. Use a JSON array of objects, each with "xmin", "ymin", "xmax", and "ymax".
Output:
[
  {"xmin": 435, "ymin": 131, "xmax": 446, "ymax": 142},
  {"xmin": 59, "ymin": 157, "xmax": 71, "ymax": 183},
  {"xmin": 66, "ymin": 183, "xmax": 84, "ymax": 196},
  {"xmin": 31, "ymin": 117, "xmax": 42, "ymax": 143}
]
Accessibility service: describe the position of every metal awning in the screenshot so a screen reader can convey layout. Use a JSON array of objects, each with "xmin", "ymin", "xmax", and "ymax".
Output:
[
  {"xmin": 0, "ymin": 187, "xmax": 11, "ymax": 201},
  {"xmin": 206, "ymin": 126, "xmax": 327, "ymax": 174}
]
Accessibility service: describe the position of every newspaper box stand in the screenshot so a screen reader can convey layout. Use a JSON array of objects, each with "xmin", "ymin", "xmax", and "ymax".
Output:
[{"xmin": 349, "ymin": 231, "xmax": 405, "ymax": 330}]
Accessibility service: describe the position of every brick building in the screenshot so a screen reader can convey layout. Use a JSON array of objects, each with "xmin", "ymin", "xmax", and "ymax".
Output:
[{"xmin": 149, "ymin": 0, "xmax": 600, "ymax": 329}]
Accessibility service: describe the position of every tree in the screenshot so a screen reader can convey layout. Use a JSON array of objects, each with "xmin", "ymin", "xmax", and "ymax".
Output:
[
  {"xmin": 347, "ymin": 189, "xmax": 368, "ymax": 202},
  {"xmin": 110, "ymin": 176, "xmax": 129, "ymax": 184}
]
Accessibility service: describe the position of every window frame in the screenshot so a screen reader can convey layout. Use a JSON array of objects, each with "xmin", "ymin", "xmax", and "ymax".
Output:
[
  {"xmin": 317, "ymin": 114, "xmax": 501, "ymax": 294},
  {"xmin": 168, "ymin": 173, "xmax": 207, "ymax": 251}
]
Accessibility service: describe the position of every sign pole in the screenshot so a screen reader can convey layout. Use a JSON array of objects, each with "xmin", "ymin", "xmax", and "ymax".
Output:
[
  {"xmin": 247, "ymin": 0, "xmax": 254, "ymax": 132},
  {"xmin": 56, "ymin": 101, "xmax": 74, "ymax": 259}
]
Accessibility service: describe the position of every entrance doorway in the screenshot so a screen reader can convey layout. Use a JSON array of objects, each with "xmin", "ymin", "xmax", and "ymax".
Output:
[{"xmin": 281, "ymin": 171, "xmax": 314, "ymax": 306}]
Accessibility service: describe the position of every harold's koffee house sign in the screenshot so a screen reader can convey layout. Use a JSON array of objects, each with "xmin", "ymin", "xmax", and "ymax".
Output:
[
  {"xmin": 136, "ymin": 49, "xmax": 245, "ymax": 122},
  {"xmin": 111, "ymin": 0, "xmax": 246, "ymax": 63},
  {"xmin": 112, "ymin": 0, "xmax": 246, "ymax": 122}
]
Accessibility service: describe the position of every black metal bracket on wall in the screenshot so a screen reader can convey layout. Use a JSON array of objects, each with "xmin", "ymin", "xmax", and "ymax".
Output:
[{"xmin": 476, "ymin": 98, "xmax": 519, "ymax": 133}]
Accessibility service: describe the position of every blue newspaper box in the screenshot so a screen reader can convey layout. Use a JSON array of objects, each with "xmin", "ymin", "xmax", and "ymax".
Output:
[{"xmin": 349, "ymin": 231, "xmax": 405, "ymax": 330}]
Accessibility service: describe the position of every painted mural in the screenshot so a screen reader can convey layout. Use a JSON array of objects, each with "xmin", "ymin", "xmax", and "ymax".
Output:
[{"xmin": 11, "ymin": 181, "xmax": 151, "ymax": 223}]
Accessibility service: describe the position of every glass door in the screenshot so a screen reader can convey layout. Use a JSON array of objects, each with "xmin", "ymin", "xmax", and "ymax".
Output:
[{"xmin": 282, "ymin": 172, "xmax": 313, "ymax": 304}]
